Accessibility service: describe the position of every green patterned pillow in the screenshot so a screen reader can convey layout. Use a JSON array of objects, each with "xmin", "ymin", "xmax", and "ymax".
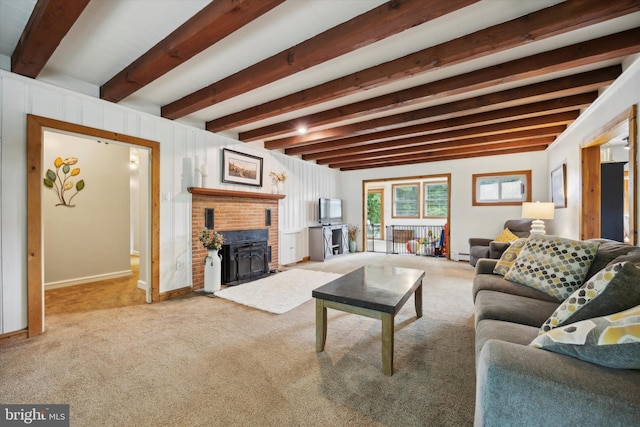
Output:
[
  {"xmin": 530, "ymin": 305, "xmax": 640, "ymax": 369},
  {"xmin": 539, "ymin": 262, "xmax": 640, "ymax": 334},
  {"xmin": 503, "ymin": 235, "xmax": 600, "ymax": 301},
  {"xmin": 493, "ymin": 237, "xmax": 528, "ymax": 276}
]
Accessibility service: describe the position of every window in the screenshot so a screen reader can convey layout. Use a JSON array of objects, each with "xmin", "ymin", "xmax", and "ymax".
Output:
[
  {"xmin": 392, "ymin": 183, "xmax": 419, "ymax": 217},
  {"xmin": 424, "ymin": 181, "xmax": 448, "ymax": 217},
  {"xmin": 473, "ymin": 170, "xmax": 531, "ymax": 206}
]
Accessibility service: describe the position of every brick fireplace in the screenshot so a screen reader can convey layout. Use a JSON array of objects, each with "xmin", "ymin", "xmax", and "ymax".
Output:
[{"xmin": 189, "ymin": 187, "xmax": 285, "ymax": 289}]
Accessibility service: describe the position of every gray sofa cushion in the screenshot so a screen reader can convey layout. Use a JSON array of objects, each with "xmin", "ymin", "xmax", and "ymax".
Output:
[
  {"xmin": 585, "ymin": 240, "xmax": 636, "ymax": 281},
  {"xmin": 540, "ymin": 261, "xmax": 640, "ymax": 333},
  {"xmin": 475, "ymin": 319, "xmax": 538, "ymax": 365},
  {"xmin": 472, "ymin": 272, "xmax": 559, "ymax": 303},
  {"xmin": 475, "ymin": 339, "xmax": 640, "ymax": 426},
  {"xmin": 474, "ymin": 290, "xmax": 559, "ymax": 327}
]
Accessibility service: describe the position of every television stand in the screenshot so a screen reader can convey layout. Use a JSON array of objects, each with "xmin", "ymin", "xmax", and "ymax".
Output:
[{"xmin": 309, "ymin": 224, "xmax": 348, "ymax": 261}]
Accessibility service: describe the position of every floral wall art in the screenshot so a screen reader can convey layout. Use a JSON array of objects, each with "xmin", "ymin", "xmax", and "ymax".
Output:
[{"xmin": 43, "ymin": 156, "xmax": 85, "ymax": 207}]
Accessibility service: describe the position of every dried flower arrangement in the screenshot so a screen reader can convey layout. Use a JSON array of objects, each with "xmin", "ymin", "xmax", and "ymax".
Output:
[
  {"xmin": 198, "ymin": 229, "xmax": 224, "ymax": 250},
  {"xmin": 269, "ymin": 170, "xmax": 287, "ymax": 182}
]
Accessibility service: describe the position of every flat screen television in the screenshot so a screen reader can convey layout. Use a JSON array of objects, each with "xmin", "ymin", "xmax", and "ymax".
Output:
[{"xmin": 318, "ymin": 198, "xmax": 343, "ymax": 225}]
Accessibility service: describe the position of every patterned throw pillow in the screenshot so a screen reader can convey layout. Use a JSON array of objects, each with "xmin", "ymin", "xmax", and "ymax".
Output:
[
  {"xmin": 503, "ymin": 235, "xmax": 600, "ymax": 301},
  {"xmin": 493, "ymin": 237, "xmax": 528, "ymax": 276},
  {"xmin": 539, "ymin": 262, "xmax": 640, "ymax": 334},
  {"xmin": 530, "ymin": 305, "xmax": 640, "ymax": 369},
  {"xmin": 494, "ymin": 228, "xmax": 519, "ymax": 243}
]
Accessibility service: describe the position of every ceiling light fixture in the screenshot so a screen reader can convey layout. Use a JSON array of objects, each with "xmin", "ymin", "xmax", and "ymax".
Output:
[{"xmin": 297, "ymin": 126, "xmax": 307, "ymax": 135}]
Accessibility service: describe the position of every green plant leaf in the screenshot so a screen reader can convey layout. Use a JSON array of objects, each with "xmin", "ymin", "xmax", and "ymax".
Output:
[
  {"xmin": 63, "ymin": 165, "xmax": 70, "ymax": 174},
  {"xmin": 46, "ymin": 169, "xmax": 56, "ymax": 181},
  {"xmin": 43, "ymin": 178, "xmax": 54, "ymax": 188},
  {"xmin": 76, "ymin": 180, "xmax": 85, "ymax": 191}
]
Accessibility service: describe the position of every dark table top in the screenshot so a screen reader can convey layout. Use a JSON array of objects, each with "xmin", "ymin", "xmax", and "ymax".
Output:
[{"xmin": 312, "ymin": 265, "xmax": 425, "ymax": 314}]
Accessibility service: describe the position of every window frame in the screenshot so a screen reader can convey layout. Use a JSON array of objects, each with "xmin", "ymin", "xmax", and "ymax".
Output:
[
  {"xmin": 391, "ymin": 182, "xmax": 420, "ymax": 218},
  {"xmin": 423, "ymin": 180, "xmax": 449, "ymax": 218},
  {"xmin": 472, "ymin": 170, "xmax": 532, "ymax": 206}
]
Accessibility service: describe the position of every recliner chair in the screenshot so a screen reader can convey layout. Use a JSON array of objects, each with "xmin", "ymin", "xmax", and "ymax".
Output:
[{"xmin": 468, "ymin": 219, "xmax": 532, "ymax": 267}]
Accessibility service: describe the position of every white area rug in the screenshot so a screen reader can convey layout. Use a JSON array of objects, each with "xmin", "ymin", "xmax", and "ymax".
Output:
[{"xmin": 214, "ymin": 269, "xmax": 342, "ymax": 314}]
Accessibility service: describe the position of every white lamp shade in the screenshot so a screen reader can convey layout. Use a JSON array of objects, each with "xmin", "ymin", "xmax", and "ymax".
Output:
[{"xmin": 522, "ymin": 202, "xmax": 554, "ymax": 220}]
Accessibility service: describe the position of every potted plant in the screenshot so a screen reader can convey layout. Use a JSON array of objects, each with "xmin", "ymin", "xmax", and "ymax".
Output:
[{"xmin": 348, "ymin": 224, "xmax": 360, "ymax": 253}]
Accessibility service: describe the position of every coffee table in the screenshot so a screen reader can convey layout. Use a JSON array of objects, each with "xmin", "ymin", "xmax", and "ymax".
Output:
[{"xmin": 312, "ymin": 265, "xmax": 425, "ymax": 375}]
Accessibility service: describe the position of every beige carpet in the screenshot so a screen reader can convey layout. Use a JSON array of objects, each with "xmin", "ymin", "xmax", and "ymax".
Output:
[
  {"xmin": 0, "ymin": 253, "xmax": 477, "ymax": 426},
  {"xmin": 214, "ymin": 269, "xmax": 342, "ymax": 314}
]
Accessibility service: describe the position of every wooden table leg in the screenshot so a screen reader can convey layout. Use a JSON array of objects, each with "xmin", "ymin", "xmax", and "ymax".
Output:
[
  {"xmin": 415, "ymin": 282, "xmax": 423, "ymax": 318},
  {"xmin": 316, "ymin": 299, "xmax": 327, "ymax": 352},
  {"xmin": 381, "ymin": 312, "xmax": 394, "ymax": 375}
]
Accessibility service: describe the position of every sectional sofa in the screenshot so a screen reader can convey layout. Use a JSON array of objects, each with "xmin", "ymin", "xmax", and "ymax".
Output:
[{"xmin": 472, "ymin": 236, "xmax": 640, "ymax": 426}]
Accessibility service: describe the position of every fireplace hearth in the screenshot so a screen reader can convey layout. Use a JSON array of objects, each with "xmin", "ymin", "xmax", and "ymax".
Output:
[{"xmin": 221, "ymin": 229, "xmax": 272, "ymax": 286}]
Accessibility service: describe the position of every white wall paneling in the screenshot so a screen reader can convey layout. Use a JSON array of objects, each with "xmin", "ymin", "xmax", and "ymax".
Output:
[{"xmin": 0, "ymin": 70, "xmax": 342, "ymax": 334}]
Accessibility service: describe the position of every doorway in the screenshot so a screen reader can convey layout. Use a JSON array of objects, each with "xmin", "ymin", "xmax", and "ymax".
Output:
[
  {"xmin": 26, "ymin": 115, "xmax": 160, "ymax": 337},
  {"xmin": 362, "ymin": 174, "xmax": 451, "ymax": 256},
  {"xmin": 581, "ymin": 105, "xmax": 637, "ymax": 243}
]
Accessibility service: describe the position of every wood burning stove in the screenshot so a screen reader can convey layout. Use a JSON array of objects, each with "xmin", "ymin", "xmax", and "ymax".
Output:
[{"xmin": 221, "ymin": 229, "xmax": 271, "ymax": 285}]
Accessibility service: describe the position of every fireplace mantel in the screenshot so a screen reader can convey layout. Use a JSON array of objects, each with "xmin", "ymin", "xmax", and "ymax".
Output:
[{"xmin": 188, "ymin": 187, "xmax": 285, "ymax": 200}]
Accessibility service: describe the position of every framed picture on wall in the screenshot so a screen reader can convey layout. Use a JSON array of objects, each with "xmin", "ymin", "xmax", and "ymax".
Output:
[
  {"xmin": 221, "ymin": 148, "xmax": 263, "ymax": 187},
  {"xmin": 551, "ymin": 163, "xmax": 567, "ymax": 208}
]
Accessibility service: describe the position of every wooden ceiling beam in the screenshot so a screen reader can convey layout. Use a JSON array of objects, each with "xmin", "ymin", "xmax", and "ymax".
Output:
[
  {"xmin": 100, "ymin": 0, "xmax": 285, "ymax": 103},
  {"xmin": 304, "ymin": 118, "xmax": 570, "ymax": 161},
  {"xmin": 161, "ymin": 0, "xmax": 478, "ymax": 120},
  {"xmin": 245, "ymin": 28, "xmax": 639, "ymax": 142},
  {"xmin": 11, "ymin": 0, "xmax": 91, "ymax": 78},
  {"xmin": 315, "ymin": 126, "xmax": 565, "ymax": 165},
  {"xmin": 290, "ymin": 110, "xmax": 578, "ymax": 157},
  {"xmin": 267, "ymin": 71, "xmax": 602, "ymax": 151},
  {"xmin": 334, "ymin": 140, "xmax": 552, "ymax": 170},
  {"xmin": 207, "ymin": 0, "xmax": 638, "ymax": 132}
]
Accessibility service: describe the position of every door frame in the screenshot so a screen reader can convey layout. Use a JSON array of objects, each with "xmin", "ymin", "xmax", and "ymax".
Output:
[
  {"xmin": 362, "ymin": 173, "xmax": 451, "ymax": 258},
  {"xmin": 580, "ymin": 105, "xmax": 637, "ymax": 243},
  {"xmin": 26, "ymin": 114, "xmax": 160, "ymax": 337}
]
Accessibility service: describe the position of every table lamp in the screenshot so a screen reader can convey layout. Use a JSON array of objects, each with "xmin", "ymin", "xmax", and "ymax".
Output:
[{"xmin": 521, "ymin": 201, "xmax": 554, "ymax": 235}]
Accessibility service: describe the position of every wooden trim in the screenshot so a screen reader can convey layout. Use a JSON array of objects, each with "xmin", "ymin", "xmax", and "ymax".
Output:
[
  {"xmin": 628, "ymin": 104, "xmax": 637, "ymax": 245},
  {"xmin": 472, "ymin": 170, "xmax": 532, "ymax": 206},
  {"xmin": 159, "ymin": 286, "xmax": 193, "ymax": 301},
  {"xmin": 187, "ymin": 187, "xmax": 285, "ymax": 200},
  {"xmin": 27, "ymin": 114, "xmax": 161, "ymax": 337},
  {"xmin": 0, "ymin": 328, "xmax": 29, "ymax": 345},
  {"xmin": 581, "ymin": 146, "xmax": 601, "ymax": 240}
]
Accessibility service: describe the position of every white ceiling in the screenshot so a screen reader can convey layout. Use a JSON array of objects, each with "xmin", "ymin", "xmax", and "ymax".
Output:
[{"xmin": 1, "ymin": 0, "xmax": 639, "ymax": 168}]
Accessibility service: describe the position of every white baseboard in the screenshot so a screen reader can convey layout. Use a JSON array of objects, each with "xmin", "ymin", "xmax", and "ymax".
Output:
[
  {"xmin": 45, "ymin": 270, "xmax": 133, "ymax": 289},
  {"xmin": 137, "ymin": 279, "xmax": 147, "ymax": 291}
]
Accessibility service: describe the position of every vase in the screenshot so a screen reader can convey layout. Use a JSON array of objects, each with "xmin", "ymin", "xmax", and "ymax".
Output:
[
  {"xmin": 204, "ymin": 249, "xmax": 221, "ymax": 293},
  {"xmin": 271, "ymin": 179, "xmax": 278, "ymax": 194},
  {"xmin": 277, "ymin": 180, "xmax": 284, "ymax": 194},
  {"xmin": 349, "ymin": 240, "xmax": 356, "ymax": 253}
]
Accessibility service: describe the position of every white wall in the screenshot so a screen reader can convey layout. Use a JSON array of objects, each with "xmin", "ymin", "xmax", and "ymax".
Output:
[
  {"xmin": 0, "ymin": 70, "xmax": 341, "ymax": 334},
  {"xmin": 547, "ymin": 55, "xmax": 640, "ymax": 239},
  {"xmin": 2, "ymin": 54, "xmax": 638, "ymax": 334},
  {"xmin": 341, "ymin": 151, "xmax": 548, "ymax": 258},
  {"xmin": 43, "ymin": 131, "xmax": 131, "ymax": 286}
]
